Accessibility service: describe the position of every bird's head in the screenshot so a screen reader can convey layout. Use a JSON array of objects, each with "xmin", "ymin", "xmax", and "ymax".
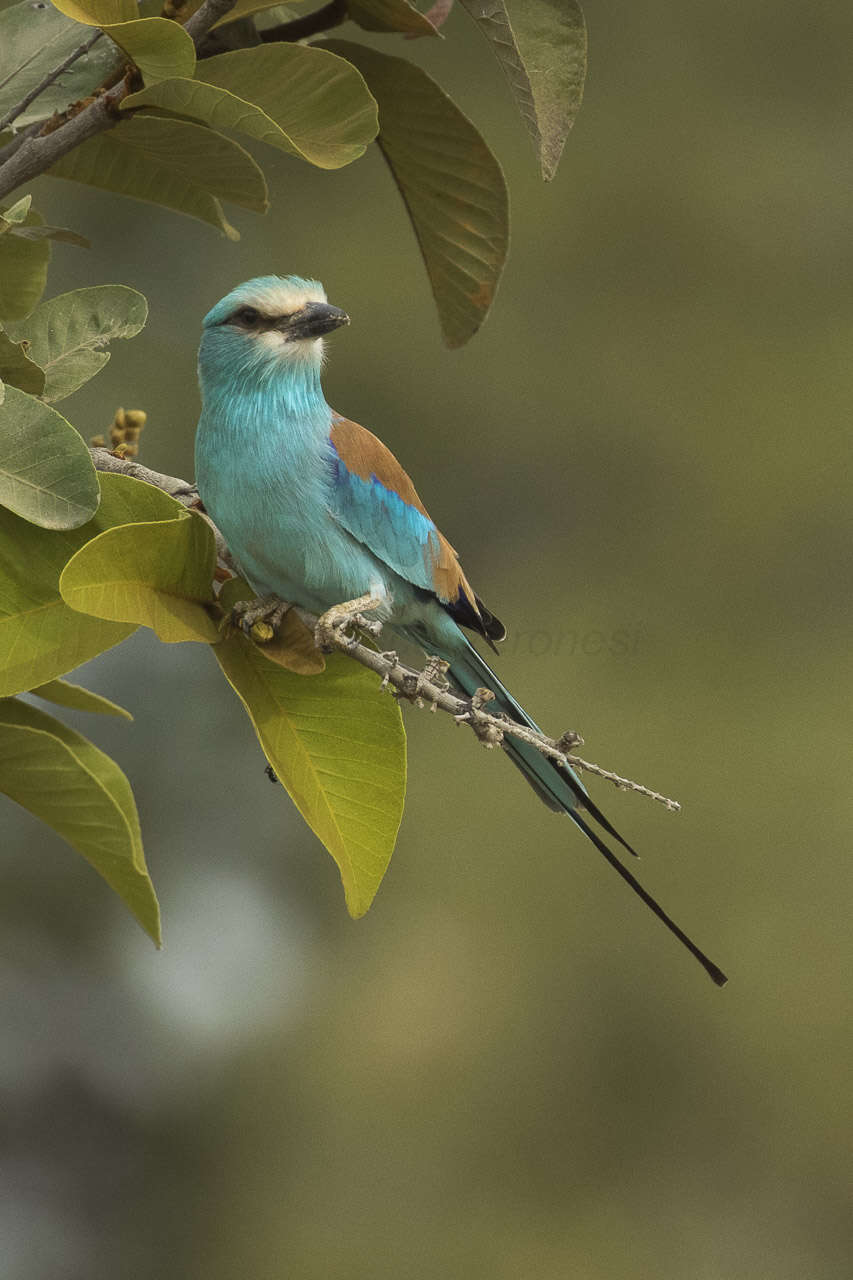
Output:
[{"xmin": 198, "ymin": 275, "xmax": 349, "ymax": 388}]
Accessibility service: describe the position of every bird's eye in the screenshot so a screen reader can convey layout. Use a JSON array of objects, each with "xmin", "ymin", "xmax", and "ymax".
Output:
[{"xmin": 237, "ymin": 306, "xmax": 260, "ymax": 325}]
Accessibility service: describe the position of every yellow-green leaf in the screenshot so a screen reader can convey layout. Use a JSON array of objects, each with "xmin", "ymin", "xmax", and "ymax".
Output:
[
  {"xmin": 104, "ymin": 17, "xmax": 195, "ymax": 82},
  {"xmin": 48, "ymin": 7, "xmax": 196, "ymax": 83},
  {"xmin": 31, "ymin": 677, "xmax": 132, "ymax": 719},
  {"xmin": 8, "ymin": 284, "xmax": 147, "ymax": 403},
  {"xmin": 349, "ymin": 0, "xmax": 440, "ymax": 37},
  {"xmin": 122, "ymin": 43, "xmax": 378, "ymax": 170},
  {"xmin": 0, "ymin": 386, "xmax": 99, "ymax": 527},
  {"xmin": 0, "ymin": 328, "xmax": 44, "ymax": 396},
  {"xmin": 215, "ymin": 630, "xmax": 406, "ymax": 918},
  {"xmin": 324, "ymin": 41, "xmax": 508, "ymax": 347},
  {"xmin": 0, "ymin": 696, "xmax": 160, "ymax": 943},
  {"xmin": 460, "ymin": 0, "xmax": 587, "ymax": 181},
  {"xmin": 60, "ymin": 510, "xmax": 219, "ymax": 643},
  {"xmin": 219, "ymin": 575, "xmax": 325, "ymax": 674},
  {"xmin": 0, "ymin": 207, "xmax": 50, "ymax": 322},
  {"xmin": 0, "ymin": 471, "xmax": 185, "ymax": 697},
  {"xmin": 50, "ymin": 114, "xmax": 269, "ymax": 239},
  {"xmin": 49, "ymin": 0, "xmax": 137, "ymax": 21}
]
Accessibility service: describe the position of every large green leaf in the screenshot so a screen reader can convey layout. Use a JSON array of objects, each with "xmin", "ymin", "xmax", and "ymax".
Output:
[
  {"xmin": 324, "ymin": 41, "xmax": 508, "ymax": 348},
  {"xmin": 8, "ymin": 285, "xmax": 147, "ymax": 403},
  {"xmin": 50, "ymin": 113, "xmax": 269, "ymax": 239},
  {"xmin": 0, "ymin": 3, "xmax": 119, "ymax": 128},
  {"xmin": 102, "ymin": 17, "xmax": 196, "ymax": 82},
  {"xmin": 349, "ymin": 0, "xmax": 439, "ymax": 37},
  {"xmin": 60, "ymin": 510, "xmax": 219, "ymax": 643},
  {"xmin": 0, "ymin": 208, "xmax": 50, "ymax": 321},
  {"xmin": 0, "ymin": 471, "xmax": 186, "ymax": 697},
  {"xmin": 31, "ymin": 676, "xmax": 132, "ymax": 718},
  {"xmin": 49, "ymin": 0, "xmax": 136, "ymax": 20},
  {"xmin": 49, "ymin": 5, "xmax": 196, "ymax": 83},
  {"xmin": 122, "ymin": 43, "xmax": 378, "ymax": 170},
  {"xmin": 215, "ymin": 631, "xmax": 406, "ymax": 918},
  {"xmin": 0, "ymin": 386, "xmax": 99, "ymax": 527},
  {"xmin": 0, "ymin": 696, "xmax": 160, "ymax": 943},
  {"xmin": 459, "ymin": 0, "xmax": 587, "ymax": 181},
  {"xmin": 0, "ymin": 328, "xmax": 44, "ymax": 397}
]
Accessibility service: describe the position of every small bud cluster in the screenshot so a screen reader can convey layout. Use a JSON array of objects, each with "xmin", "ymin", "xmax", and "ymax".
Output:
[{"xmin": 91, "ymin": 407, "xmax": 147, "ymax": 458}]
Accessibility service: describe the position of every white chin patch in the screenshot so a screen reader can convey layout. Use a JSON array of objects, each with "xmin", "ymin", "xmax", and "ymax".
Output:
[{"xmin": 259, "ymin": 330, "xmax": 323, "ymax": 364}]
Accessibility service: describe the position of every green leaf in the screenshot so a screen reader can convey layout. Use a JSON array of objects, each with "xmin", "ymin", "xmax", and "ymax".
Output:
[
  {"xmin": 219, "ymin": 576, "xmax": 325, "ymax": 674},
  {"xmin": 0, "ymin": 3, "xmax": 120, "ymax": 128},
  {"xmin": 0, "ymin": 328, "xmax": 45, "ymax": 396},
  {"xmin": 0, "ymin": 194, "xmax": 31, "ymax": 227},
  {"xmin": 60, "ymin": 510, "xmax": 219, "ymax": 644},
  {"xmin": 49, "ymin": 0, "xmax": 137, "ymax": 21},
  {"xmin": 122, "ymin": 43, "xmax": 378, "ymax": 170},
  {"xmin": 215, "ymin": 631, "xmax": 406, "ymax": 918},
  {"xmin": 106, "ymin": 17, "xmax": 195, "ymax": 82},
  {"xmin": 0, "ymin": 386, "xmax": 99, "ymax": 527},
  {"xmin": 47, "ymin": 7, "xmax": 196, "ymax": 84},
  {"xmin": 0, "ymin": 471, "xmax": 185, "ymax": 697},
  {"xmin": 324, "ymin": 41, "xmax": 508, "ymax": 348},
  {"xmin": 0, "ymin": 697, "xmax": 160, "ymax": 944},
  {"xmin": 0, "ymin": 207, "xmax": 50, "ymax": 322},
  {"xmin": 8, "ymin": 284, "xmax": 147, "ymax": 403},
  {"xmin": 459, "ymin": 0, "xmax": 587, "ymax": 181},
  {"xmin": 31, "ymin": 676, "xmax": 132, "ymax": 718},
  {"xmin": 4, "ymin": 223, "xmax": 90, "ymax": 248},
  {"xmin": 50, "ymin": 113, "xmax": 269, "ymax": 239},
  {"xmin": 349, "ymin": 0, "xmax": 440, "ymax": 37}
]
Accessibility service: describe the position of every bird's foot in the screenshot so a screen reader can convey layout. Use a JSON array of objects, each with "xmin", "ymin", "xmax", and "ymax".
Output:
[
  {"xmin": 229, "ymin": 594, "xmax": 293, "ymax": 643},
  {"xmin": 315, "ymin": 594, "xmax": 383, "ymax": 653}
]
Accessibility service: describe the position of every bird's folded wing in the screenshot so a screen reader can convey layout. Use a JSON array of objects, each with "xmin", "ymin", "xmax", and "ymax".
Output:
[{"xmin": 327, "ymin": 413, "xmax": 473, "ymax": 604}]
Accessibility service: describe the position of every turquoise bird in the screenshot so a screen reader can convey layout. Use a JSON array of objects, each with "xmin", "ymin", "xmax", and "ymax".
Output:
[{"xmin": 196, "ymin": 276, "xmax": 727, "ymax": 986}]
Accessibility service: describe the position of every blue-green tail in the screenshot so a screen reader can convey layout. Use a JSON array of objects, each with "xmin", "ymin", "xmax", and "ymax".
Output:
[{"xmin": 449, "ymin": 638, "xmax": 728, "ymax": 987}]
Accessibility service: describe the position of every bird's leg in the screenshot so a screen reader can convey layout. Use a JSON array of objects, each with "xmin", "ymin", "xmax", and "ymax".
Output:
[
  {"xmin": 315, "ymin": 594, "xmax": 383, "ymax": 652},
  {"xmin": 228, "ymin": 594, "xmax": 293, "ymax": 641}
]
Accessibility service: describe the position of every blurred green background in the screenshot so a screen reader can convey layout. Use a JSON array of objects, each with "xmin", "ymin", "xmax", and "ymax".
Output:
[{"xmin": 2, "ymin": 2, "xmax": 851, "ymax": 1276}]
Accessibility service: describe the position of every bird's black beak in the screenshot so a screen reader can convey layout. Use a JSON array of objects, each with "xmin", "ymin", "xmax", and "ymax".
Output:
[{"xmin": 282, "ymin": 302, "xmax": 350, "ymax": 340}]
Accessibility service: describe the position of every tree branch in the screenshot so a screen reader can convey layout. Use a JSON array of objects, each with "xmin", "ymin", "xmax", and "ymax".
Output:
[
  {"xmin": 259, "ymin": 0, "xmax": 349, "ymax": 44},
  {"xmin": 0, "ymin": 0, "xmax": 239, "ymax": 202},
  {"xmin": 89, "ymin": 446, "xmax": 681, "ymax": 813}
]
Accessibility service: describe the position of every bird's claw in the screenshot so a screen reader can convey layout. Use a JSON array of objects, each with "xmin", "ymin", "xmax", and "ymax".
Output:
[
  {"xmin": 228, "ymin": 594, "xmax": 293, "ymax": 642},
  {"xmin": 314, "ymin": 595, "xmax": 383, "ymax": 653}
]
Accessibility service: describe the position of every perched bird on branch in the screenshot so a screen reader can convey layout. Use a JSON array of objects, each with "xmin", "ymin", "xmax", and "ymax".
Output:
[{"xmin": 195, "ymin": 275, "xmax": 726, "ymax": 986}]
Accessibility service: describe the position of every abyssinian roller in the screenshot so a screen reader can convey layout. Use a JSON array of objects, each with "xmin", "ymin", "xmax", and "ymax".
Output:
[{"xmin": 195, "ymin": 275, "xmax": 727, "ymax": 986}]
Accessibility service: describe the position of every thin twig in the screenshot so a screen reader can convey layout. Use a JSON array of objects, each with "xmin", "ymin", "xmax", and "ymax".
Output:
[
  {"xmin": 0, "ymin": 30, "xmax": 105, "ymax": 134},
  {"xmin": 88, "ymin": 447, "xmax": 681, "ymax": 813}
]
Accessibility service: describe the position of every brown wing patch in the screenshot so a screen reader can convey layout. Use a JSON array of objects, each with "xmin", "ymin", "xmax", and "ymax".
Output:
[{"xmin": 331, "ymin": 412, "xmax": 480, "ymax": 613}]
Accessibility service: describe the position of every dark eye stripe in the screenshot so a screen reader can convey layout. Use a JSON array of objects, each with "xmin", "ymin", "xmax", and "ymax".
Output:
[{"xmin": 220, "ymin": 305, "xmax": 280, "ymax": 329}]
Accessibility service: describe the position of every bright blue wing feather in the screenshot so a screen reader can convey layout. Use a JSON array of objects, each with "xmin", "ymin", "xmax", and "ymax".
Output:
[{"xmin": 327, "ymin": 441, "xmax": 441, "ymax": 594}]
